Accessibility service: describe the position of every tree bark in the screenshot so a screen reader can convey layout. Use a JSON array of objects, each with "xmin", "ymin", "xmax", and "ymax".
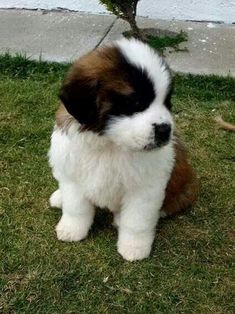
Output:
[
  {"xmin": 128, "ymin": 18, "xmax": 142, "ymax": 39},
  {"xmin": 123, "ymin": 1, "xmax": 143, "ymax": 40}
]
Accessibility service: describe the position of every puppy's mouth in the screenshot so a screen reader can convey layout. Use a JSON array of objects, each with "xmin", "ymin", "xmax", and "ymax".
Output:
[{"xmin": 143, "ymin": 140, "xmax": 169, "ymax": 151}]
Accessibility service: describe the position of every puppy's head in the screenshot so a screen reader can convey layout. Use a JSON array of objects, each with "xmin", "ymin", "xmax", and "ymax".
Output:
[{"xmin": 59, "ymin": 38, "xmax": 174, "ymax": 151}]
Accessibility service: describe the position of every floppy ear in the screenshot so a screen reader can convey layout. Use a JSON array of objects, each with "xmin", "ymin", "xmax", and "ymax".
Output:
[{"xmin": 59, "ymin": 78, "xmax": 99, "ymax": 126}]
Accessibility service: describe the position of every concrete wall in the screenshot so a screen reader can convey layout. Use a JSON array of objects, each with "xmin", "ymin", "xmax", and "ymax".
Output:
[{"xmin": 0, "ymin": 0, "xmax": 234, "ymax": 23}]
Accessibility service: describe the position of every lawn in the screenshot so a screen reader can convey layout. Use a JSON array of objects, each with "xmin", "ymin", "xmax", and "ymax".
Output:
[{"xmin": 0, "ymin": 54, "xmax": 234, "ymax": 313}]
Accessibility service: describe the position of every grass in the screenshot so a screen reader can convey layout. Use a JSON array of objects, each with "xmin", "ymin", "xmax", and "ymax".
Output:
[
  {"xmin": 148, "ymin": 31, "xmax": 188, "ymax": 53},
  {"xmin": 123, "ymin": 30, "xmax": 188, "ymax": 53},
  {"xmin": 0, "ymin": 54, "xmax": 234, "ymax": 313}
]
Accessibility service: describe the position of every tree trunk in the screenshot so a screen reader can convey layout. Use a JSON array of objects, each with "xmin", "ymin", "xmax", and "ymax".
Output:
[
  {"xmin": 122, "ymin": 1, "xmax": 143, "ymax": 41},
  {"xmin": 128, "ymin": 17, "xmax": 143, "ymax": 40}
]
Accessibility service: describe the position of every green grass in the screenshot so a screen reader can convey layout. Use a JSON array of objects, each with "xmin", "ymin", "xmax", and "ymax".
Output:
[
  {"xmin": 148, "ymin": 31, "xmax": 188, "ymax": 53},
  {"xmin": 123, "ymin": 30, "xmax": 188, "ymax": 53},
  {"xmin": 0, "ymin": 54, "xmax": 235, "ymax": 313}
]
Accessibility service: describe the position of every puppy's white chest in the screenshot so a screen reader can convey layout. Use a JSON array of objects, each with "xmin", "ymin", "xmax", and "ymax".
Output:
[
  {"xmin": 50, "ymin": 130, "xmax": 126, "ymax": 210},
  {"xmin": 50, "ymin": 128, "xmax": 174, "ymax": 211},
  {"xmin": 75, "ymin": 150, "xmax": 124, "ymax": 210}
]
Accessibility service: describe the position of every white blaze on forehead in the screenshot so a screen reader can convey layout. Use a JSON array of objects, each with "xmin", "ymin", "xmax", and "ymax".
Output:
[{"xmin": 116, "ymin": 38, "xmax": 171, "ymax": 102}]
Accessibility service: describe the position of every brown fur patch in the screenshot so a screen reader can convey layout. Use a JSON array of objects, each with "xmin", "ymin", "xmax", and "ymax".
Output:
[
  {"xmin": 69, "ymin": 46, "xmax": 134, "ymax": 91},
  {"xmin": 58, "ymin": 46, "xmax": 138, "ymax": 131},
  {"xmin": 162, "ymin": 137, "xmax": 199, "ymax": 216}
]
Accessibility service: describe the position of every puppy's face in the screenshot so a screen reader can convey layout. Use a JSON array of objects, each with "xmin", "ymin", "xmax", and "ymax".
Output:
[{"xmin": 59, "ymin": 39, "xmax": 174, "ymax": 151}]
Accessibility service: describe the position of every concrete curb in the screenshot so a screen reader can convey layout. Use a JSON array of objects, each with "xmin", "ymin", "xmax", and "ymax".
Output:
[{"xmin": 1, "ymin": 9, "xmax": 234, "ymax": 76}]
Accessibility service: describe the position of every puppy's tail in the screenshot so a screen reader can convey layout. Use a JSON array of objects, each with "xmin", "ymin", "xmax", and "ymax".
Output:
[{"xmin": 215, "ymin": 116, "xmax": 235, "ymax": 132}]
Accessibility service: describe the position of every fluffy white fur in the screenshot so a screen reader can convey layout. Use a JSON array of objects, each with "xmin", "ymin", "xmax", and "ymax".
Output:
[
  {"xmin": 117, "ymin": 38, "xmax": 171, "ymax": 100},
  {"xmin": 106, "ymin": 39, "xmax": 173, "ymax": 151},
  {"xmin": 48, "ymin": 39, "xmax": 175, "ymax": 261}
]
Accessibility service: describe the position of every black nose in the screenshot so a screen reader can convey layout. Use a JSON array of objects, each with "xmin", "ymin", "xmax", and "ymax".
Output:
[{"xmin": 153, "ymin": 123, "xmax": 171, "ymax": 143}]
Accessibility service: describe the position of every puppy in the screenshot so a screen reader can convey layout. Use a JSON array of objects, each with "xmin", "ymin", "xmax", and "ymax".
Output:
[{"xmin": 48, "ymin": 38, "xmax": 198, "ymax": 261}]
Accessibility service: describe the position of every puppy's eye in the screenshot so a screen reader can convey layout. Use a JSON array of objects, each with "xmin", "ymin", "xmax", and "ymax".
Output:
[
  {"xmin": 134, "ymin": 100, "xmax": 140, "ymax": 107},
  {"xmin": 122, "ymin": 95, "xmax": 140, "ymax": 108},
  {"xmin": 126, "ymin": 96, "xmax": 141, "ymax": 108},
  {"xmin": 165, "ymin": 100, "xmax": 172, "ymax": 111},
  {"xmin": 164, "ymin": 84, "xmax": 174, "ymax": 111},
  {"xmin": 107, "ymin": 91, "xmax": 148, "ymax": 116}
]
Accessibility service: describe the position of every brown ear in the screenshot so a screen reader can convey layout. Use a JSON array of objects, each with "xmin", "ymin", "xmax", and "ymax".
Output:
[{"xmin": 59, "ymin": 77, "xmax": 99, "ymax": 126}]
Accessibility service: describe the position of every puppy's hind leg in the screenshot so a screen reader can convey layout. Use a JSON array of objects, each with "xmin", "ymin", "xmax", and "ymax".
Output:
[{"xmin": 49, "ymin": 189, "xmax": 62, "ymax": 208}]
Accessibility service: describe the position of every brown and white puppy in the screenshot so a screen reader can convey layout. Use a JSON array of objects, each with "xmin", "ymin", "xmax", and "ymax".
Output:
[{"xmin": 49, "ymin": 38, "xmax": 198, "ymax": 261}]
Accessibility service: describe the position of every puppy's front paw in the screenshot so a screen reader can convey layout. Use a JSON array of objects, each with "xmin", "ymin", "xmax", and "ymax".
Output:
[
  {"xmin": 56, "ymin": 215, "xmax": 88, "ymax": 242},
  {"xmin": 117, "ymin": 237, "xmax": 152, "ymax": 261},
  {"xmin": 49, "ymin": 189, "xmax": 62, "ymax": 208}
]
